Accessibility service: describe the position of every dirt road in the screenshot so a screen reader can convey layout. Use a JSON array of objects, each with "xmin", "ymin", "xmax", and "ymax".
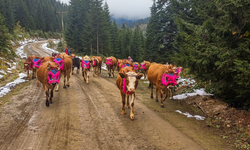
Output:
[{"xmin": 0, "ymin": 41, "xmax": 232, "ymax": 150}]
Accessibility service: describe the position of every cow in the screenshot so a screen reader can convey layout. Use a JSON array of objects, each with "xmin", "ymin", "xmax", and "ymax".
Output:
[
  {"xmin": 140, "ymin": 61, "xmax": 151, "ymax": 80},
  {"xmin": 91, "ymin": 56, "xmax": 102, "ymax": 77},
  {"xmin": 36, "ymin": 61, "xmax": 60, "ymax": 107},
  {"xmin": 81, "ymin": 55, "xmax": 91, "ymax": 84},
  {"xmin": 116, "ymin": 66, "xmax": 143, "ymax": 120},
  {"xmin": 118, "ymin": 59, "xmax": 132, "ymax": 72},
  {"xmin": 148, "ymin": 63, "xmax": 178, "ymax": 108},
  {"xmin": 132, "ymin": 62, "xmax": 140, "ymax": 73},
  {"xmin": 31, "ymin": 56, "xmax": 43, "ymax": 79},
  {"xmin": 23, "ymin": 55, "xmax": 36, "ymax": 79},
  {"xmin": 54, "ymin": 53, "xmax": 73, "ymax": 91},
  {"xmin": 71, "ymin": 54, "xmax": 80, "ymax": 75},
  {"xmin": 106, "ymin": 56, "xmax": 117, "ymax": 77}
]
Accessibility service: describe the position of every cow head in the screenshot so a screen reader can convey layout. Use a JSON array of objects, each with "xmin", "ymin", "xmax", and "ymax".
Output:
[
  {"xmin": 119, "ymin": 71, "xmax": 143, "ymax": 93},
  {"xmin": 47, "ymin": 63, "xmax": 60, "ymax": 86},
  {"xmin": 91, "ymin": 56, "xmax": 98, "ymax": 67},
  {"xmin": 24, "ymin": 62, "xmax": 31, "ymax": 71},
  {"xmin": 140, "ymin": 63, "xmax": 146, "ymax": 70}
]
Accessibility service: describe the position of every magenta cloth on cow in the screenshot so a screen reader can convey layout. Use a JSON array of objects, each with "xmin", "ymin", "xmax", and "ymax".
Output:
[
  {"xmin": 82, "ymin": 60, "xmax": 90, "ymax": 69},
  {"xmin": 140, "ymin": 63, "xmax": 146, "ymax": 70},
  {"xmin": 53, "ymin": 58, "xmax": 65, "ymax": 70},
  {"xmin": 162, "ymin": 73, "xmax": 179, "ymax": 86},
  {"xmin": 32, "ymin": 59, "xmax": 42, "ymax": 68},
  {"xmin": 133, "ymin": 64, "xmax": 139, "ymax": 70},
  {"xmin": 93, "ymin": 60, "xmax": 97, "ymax": 66},
  {"xmin": 106, "ymin": 58, "xmax": 113, "ymax": 65},
  {"xmin": 47, "ymin": 69, "xmax": 60, "ymax": 84},
  {"xmin": 123, "ymin": 78, "xmax": 131, "ymax": 94}
]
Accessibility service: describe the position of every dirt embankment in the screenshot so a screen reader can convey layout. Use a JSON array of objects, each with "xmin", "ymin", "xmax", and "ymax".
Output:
[{"xmin": 0, "ymin": 41, "xmax": 234, "ymax": 150}]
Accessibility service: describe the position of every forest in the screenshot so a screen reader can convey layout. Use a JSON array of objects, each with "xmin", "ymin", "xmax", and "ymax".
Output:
[{"xmin": 0, "ymin": 0, "xmax": 250, "ymax": 108}]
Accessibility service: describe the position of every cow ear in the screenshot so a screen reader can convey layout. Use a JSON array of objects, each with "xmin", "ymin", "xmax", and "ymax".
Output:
[
  {"xmin": 119, "ymin": 72, "xmax": 125, "ymax": 78},
  {"xmin": 136, "ymin": 73, "xmax": 143, "ymax": 80}
]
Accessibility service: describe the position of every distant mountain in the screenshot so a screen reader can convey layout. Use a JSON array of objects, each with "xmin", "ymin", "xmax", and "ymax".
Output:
[{"xmin": 111, "ymin": 17, "xmax": 150, "ymax": 29}]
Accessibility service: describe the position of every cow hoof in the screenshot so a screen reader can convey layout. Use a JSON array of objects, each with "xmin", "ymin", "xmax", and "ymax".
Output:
[
  {"xmin": 66, "ymin": 85, "xmax": 70, "ymax": 87},
  {"xmin": 155, "ymin": 99, "xmax": 158, "ymax": 102},
  {"xmin": 127, "ymin": 106, "xmax": 130, "ymax": 109},
  {"xmin": 63, "ymin": 86, "xmax": 67, "ymax": 89},
  {"xmin": 50, "ymin": 100, "xmax": 53, "ymax": 104},
  {"xmin": 130, "ymin": 114, "xmax": 134, "ymax": 120},
  {"xmin": 55, "ymin": 90, "xmax": 58, "ymax": 92},
  {"xmin": 151, "ymin": 95, "xmax": 153, "ymax": 99},
  {"xmin": 161, "ymin": 105, "xmax": 164, "ymax": 108},
  {"xmin": 121, "ymin": 110, "xmax": 126, "ymax": 115},
  {"xmin": 46, "ymin": 101, "xmax": 50, "ymax": 107}
]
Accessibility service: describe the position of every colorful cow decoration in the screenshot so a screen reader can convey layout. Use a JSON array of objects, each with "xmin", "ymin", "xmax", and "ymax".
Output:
[
  {"xmin": 116, "ymin": 66, "xmax": 143, "ymax": 120},
  {"xmin": 106, "ymin": 56, "xmax": 117, "ymax": 77},
  {"xmin": 81, "ymin": 55, "xmax": 91, "ymax": 84},
  {"xmin": 140, "ymin": 61, "xmax": 151, "ymax": 80},
  {"xmin": 132, "ymin": 62, "xmax": 140, "ymax": 73},
  {"xmin": 36, "ymin": 61, "xmax": 60, "ymax": 107}
]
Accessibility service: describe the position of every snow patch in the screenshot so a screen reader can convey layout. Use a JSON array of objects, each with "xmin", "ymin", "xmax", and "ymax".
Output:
[
  {"xmin": 102, "ymin": 63, "xmax": 107, "ymax": 70},
  {"xmin": 0, "ymin": 73, "xmax": 28, "ymax": 97},
  {"xmin": 175, "ymin": 110, "xmax": 205, "ymax": 120},
  {"xmin": 173, "ymin": 88, "xmax": 213, "ymax": 100},
  {"xmin": 0, "ymin": 70, "xmax": 7, "ymax": 75},
  {"xmin": 0, "ymin": 75, "xmax": 3, "ymax": 79}
]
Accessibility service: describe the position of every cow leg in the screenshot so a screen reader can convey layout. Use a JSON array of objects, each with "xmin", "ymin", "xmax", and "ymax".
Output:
[
  {"xmin": 66, "ymin": 71, "xmax": 70, "ymax": 87},
  {"xmin": 121, "ymin": 92, "xmax": 126, "ymax": 114},
  {"xmin": 112, "ymin": 67, "xmax": 114, "ymax": 77},
  {"xmin": 145, "ymin": 71, "xmax": 148, "ymax": 80},
  {"xmin": 86, "ymin": 70, "xmax": 89, "ymax": 84},
  {"xmin": 126, "ymin": 94, "xmax": 130, "ymax": 109},
  {"xmin": 44, "ymin": 85, "xmax": 50, "ymax": 107},
  {"xmin": 63, "ymin": 72, "xmax": 66, "ymax": 88},
  {"xmin": 130, "ymin": 94, "xmax": 135, "ymax": 120},
  {"xmin": 50, "ymin": 86, "xmax": 55, "ymax": 104},
  {"xmin": 32, "ymin": 69, "xmax": 35, "ymax": 79},
  {"xmin": 27, "ymin": 70, "xmax": 30, "ymax": 80},
  {"xmin": 150, "ymin": 83, "xmax": 154, "ymax": 99},
  {"xmin": 72, "ymin": 67, "xmax": 74, "ymax": 75},
  {"xmin": 155, "ymin": 85, "xmax": 159, "ymax": 102},
  {"xmin": 36, "ymin": 81, "xmax": 40, "ymax": 87},
  {"xmin": 108, "ymin": 68, "xmax": 111, "ymax": 77},
  {"xmin": 157, "ymin": 86, "xmax": 164, "ymax": 108},
  {"xmin": 99, "ymin": 66, "xmax": 101, "ymax": 74}
]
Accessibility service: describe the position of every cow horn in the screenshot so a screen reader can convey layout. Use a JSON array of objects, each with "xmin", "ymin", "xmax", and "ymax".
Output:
[{"xmin": 58, "ymin": 67, "xmax": 60, "ymax": 70}]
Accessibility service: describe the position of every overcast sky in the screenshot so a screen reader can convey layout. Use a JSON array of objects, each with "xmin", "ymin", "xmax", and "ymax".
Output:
[{"xmin": 59, "ymin": 0, "xmax": 153, "ymax": 20}]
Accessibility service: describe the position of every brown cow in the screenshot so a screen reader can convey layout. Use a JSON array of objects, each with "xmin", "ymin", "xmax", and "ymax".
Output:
[
  {"xmin": 116, "ymin": 67, "xmax": 143, "ymax": 120},
  {"xmin": 23, "ymin": 55, "xmax": 36, "ymax": 79},
  {"xmin": 36, "ymin": 61, "xmax": 60, "ymax": 107},
  {"xmin": 118, "ymin": 59, "xmax": 132, "ymax": 72},
  {"xmin": 81, "ymin": 55, "xmax": 91, "ymax": 84},
  {"xmin": 106, "ymin": 56, "xmax": 117, "ymax": 77},
  {"xmin": 148, "ymin": 63, "xmax": 178, "ymax": 108},
  {"xmin": 91, "ymin": 56, "xmax": 102, "ymax": 76},
  {"xmin": 54, "ymin": 53, "xmax": 73, "ymax": 91},
  {"xmin": 40, "ymin": 56, "xmax": 55, "ymax": 63},
  {"xmin": 132, "ymin": 62, "xmax": 140, "ymax": 73},
  {"xmin": 140, "ymin": 61, "xmax": 151, "ymax": 80}
]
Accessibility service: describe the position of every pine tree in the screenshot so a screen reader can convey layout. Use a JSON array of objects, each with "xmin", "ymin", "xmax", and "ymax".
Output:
[{"xmin": 173, "ymin": 0, "xmax": 250, "ymax": 107}]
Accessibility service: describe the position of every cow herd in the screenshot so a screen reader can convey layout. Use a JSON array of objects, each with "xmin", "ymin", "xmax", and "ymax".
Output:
[{"xmin": 23, "ymin": 53, "xmax": 182, "ymax": 120}]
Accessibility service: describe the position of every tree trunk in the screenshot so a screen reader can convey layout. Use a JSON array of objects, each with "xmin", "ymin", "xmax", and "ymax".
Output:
[
  {"xmin": 91, "ymin": 44, "xmax": 92, "ymax": 55},
  {"xmin": 97, "ymin": 27, "xmax": 99, "ymax": 55}
]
